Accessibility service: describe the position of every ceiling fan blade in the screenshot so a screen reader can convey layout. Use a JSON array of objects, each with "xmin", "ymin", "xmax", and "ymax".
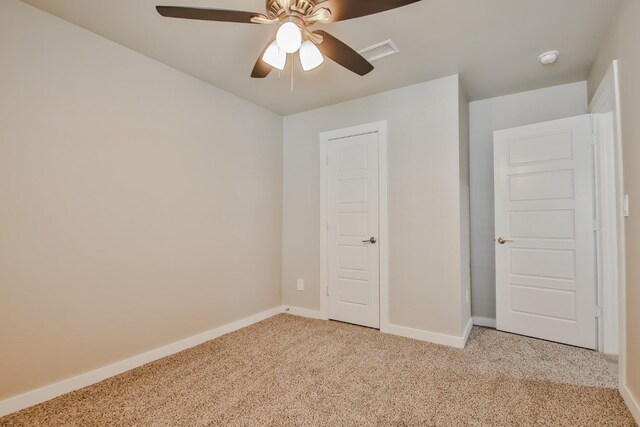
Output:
[
  {"xmin": 313, "ymin": 31, "xmax": 374, "ymax": 76},
  {"xmin": 251, "ymin": 40, "xmax": 275, "ymax": 78},
  {"xmin": 156, "ymin": 6, "xmax": 262, "ymax": 24},
  {"xmin": 326, "ymin": 0, "xmax": 422, "ymax": 22}
]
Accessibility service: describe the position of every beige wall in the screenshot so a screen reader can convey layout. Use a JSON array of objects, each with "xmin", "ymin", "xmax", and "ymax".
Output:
[
  {"xmin": 588, "ymin": 0, "xmax": 640, "ymax": 406},
  {"xmin": 0, "ymin": 0, "xmax": 283, "ymax": 400},
  {"xmin": 282, "ymin": 75, "xmax": 470, "ymax": 337}
]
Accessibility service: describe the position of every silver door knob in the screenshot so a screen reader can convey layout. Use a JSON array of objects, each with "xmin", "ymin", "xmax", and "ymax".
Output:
[
  {"xmin": 497, "ymin": 237, "xmax": 513, "ymax": 245},
  {"xmin": 362, "ymin": 237, "xmax": 377, "ymax": 244}
]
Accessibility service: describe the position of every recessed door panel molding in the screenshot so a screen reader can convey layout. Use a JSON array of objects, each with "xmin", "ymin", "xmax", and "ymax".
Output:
[
  {"xmin": 510, "ymin": 248, "xmax": 576, "ymax": 280},
  {"xmin": 338, "ymin": 245, "xmax": 368, "ymax": 271},
  {"xmin": 510, "ymin": 285, "xmax": 576, "ymax": 321},
  {"xmin": 509, "ymin": 273, "xmax": 577, "ymax": 289},
  {"xmin": 509, "ymin": 210, "xmax": 575, "ymax": 239},
  {"xmin": 338, "ymin": 212, "xmax": 368, "ymax": 236},
  {"xmin": 494, "ymin": 114, "xmax": 596, "ymax": 349},
  {"xmin": 508, "ymin": 130, "xmax": 573, "ymax": 165},
  {"xmin": 338, "ymin": 178, "xmax": 368, "ymax": 204},
  {"xmin": 509, "ymin": 170, "xmax": 574, "ymax": 201},
  {"xmin": 338, "ymin": 146, "xmax": 368, "ymax": 171},
  {"xmin": 338, "ymin": 278, "xmax": 370, "ymax": 306}
]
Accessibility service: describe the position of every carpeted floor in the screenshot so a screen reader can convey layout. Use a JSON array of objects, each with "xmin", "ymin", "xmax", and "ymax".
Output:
[{"xmin": 1, "ymin": 314, "xmax": 636, "ymax": 426}]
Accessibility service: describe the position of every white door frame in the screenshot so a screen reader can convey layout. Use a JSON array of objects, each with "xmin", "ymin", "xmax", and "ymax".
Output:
[
  {"xmin": 319, "ymin": 121, "xmax": 389, "ymax": 329},
  {"xmin": 589, "ymin": 61, "xmax": 626, "ymax": 364}
]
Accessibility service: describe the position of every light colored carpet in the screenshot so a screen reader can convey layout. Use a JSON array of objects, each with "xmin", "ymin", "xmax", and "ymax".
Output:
[{"xmin": 1, "ymin": 314, "xmax": 635, "ymax": 426}]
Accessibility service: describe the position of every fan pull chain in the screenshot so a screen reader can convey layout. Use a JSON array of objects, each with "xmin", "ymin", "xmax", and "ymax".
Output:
[
  {"xmin": 290, "ymin": 53, "xmax": 295, "ymax": 93},
  {"xmin": 277, "ymin": 46, "xmax": 282, "ymax": 80}
]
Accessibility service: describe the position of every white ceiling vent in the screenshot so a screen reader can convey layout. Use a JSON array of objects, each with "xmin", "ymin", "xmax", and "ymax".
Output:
[{"xmin": 358, "ymin": 40, "xmax": 399, "ymax": 62}]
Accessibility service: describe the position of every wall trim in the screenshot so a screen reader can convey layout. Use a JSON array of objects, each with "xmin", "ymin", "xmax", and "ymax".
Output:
[
  {"xmin": 382, "ymin": 318, "xmax": 473, "ymax": 349},
  {"xmin": 286, "ymin": 308, "xmax": 475, "ymax": 349},
  {"xmin": 473, "ymin": 316, "xmax": 497, "ymax": 328},
  {"xmin": 283, "ymin": 306, "xmax": 323, "ymax": 320},
  {"xmin": 589, "ymin": 60, "xmax": 624, "ymax": 357},
  {"xmin": 0, "ymin": 305, "xmax": 285, "ymax": 418},
  {"xmin": 620, "ymin": 384, "xmax": 640, "ymax": 424}
]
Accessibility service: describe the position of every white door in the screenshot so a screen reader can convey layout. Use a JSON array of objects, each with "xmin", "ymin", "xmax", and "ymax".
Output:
[
  {"xmin": 494, "ymin": 115, "xmax": 597, "ymax": 349},
  {"xmin": 327, "ymin": 132, "xmax": 380, "ymax": 328}
]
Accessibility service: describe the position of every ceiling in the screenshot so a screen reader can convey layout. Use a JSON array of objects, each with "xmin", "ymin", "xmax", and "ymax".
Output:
[{"xmin": 21, "ymin": 0, "xmax": 619, "ymax": 115}]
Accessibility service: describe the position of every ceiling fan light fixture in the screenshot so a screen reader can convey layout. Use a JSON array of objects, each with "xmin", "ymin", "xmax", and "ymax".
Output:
[
  {"xmin": 262, "ymin": 40, "xmax": 287, "ymax": 70},
  {"xmin": 155, "ymin": 0, "xmax": 427, "ymax": 79},
  {"xmin": 276, "ymin": 21, "xmax": 302, "ymax": 53},
  {"xmin": 299, "ymin": 40, "xmax": 324, "ymax": 71}
]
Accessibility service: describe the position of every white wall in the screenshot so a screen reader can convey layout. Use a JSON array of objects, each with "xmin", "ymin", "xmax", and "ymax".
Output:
[
  {"xmin": 283, "ymin": 75, "xmax": 470, "ymax": 339},
  {"xmin": 469, "ymin": 82, "xmax": 588, "ymax": 322},
  {"xmin": 0, "ymin": 0, "xmax": 282, "ymax": 400}
]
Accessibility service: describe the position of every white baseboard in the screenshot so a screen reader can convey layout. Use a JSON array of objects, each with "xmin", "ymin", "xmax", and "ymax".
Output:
[
  {"xmin": 0, "ymin": 305, "xmax": 285, "ymax": 418},
  {"xmin": 620, "ymin": 383, "xmax": 640, "ymax": 424},
  {"xmin": 382, "ymin": 321, "xmax": 471, "ymax": 349},
  {"xmin": 285, "ymin": 307, "xmax": 473, "ymax": 349},
  {"xmin": 285, "ymin": 306, "xmax": 475, "ymax": 349},
  {"xmin": 462, "ymin": 317, "xmax": 473, "ymax": 347},
  {"xmin": 473, "ymin": 316, "xmax": 497, "ymax": 328},
  {"xmin": 283, "ymin": 306, "xmax": 324, "ymax": 320}
]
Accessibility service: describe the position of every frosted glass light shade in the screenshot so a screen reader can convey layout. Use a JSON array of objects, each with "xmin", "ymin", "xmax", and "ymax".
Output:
[
  {"xmin": 299, "ymin": 41, "xmax": 324, "ymax": 71},
  {"xmin": 276, "ymin": 22, "xmax": 302, "ymax": 54},
  {"xmin": 262, "ymin": 41, "xmax": 286, "ymax": 70}
]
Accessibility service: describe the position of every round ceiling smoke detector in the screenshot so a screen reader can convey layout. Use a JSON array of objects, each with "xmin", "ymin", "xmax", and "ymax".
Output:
[{"xmin": 538, "ymin": 50, "xmax": 560, "ymax": 65}]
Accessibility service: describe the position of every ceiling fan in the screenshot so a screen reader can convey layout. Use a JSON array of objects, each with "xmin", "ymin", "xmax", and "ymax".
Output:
[{"xmin": 156, "ymin": 0, "xmax": 422, "ymax": 78}]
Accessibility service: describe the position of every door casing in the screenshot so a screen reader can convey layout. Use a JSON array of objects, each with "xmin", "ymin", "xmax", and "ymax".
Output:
[
  {"xmin": 319, "ymin": 121, "xmax": 389, "ymax": 329},
  {"xmin": 589, "ymin": 60, "xmax": 626, "ymax": 367}
]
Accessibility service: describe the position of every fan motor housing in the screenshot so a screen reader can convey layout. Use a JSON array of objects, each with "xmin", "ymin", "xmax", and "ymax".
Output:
[{"xmin": 266, "ymin": 0, "xmax": 318, "ymax": 19}]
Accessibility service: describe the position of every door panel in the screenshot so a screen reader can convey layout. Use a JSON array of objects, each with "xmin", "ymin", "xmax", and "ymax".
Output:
[
  {"xmin": 510, "ymin": 285, "xmax": 576, "ymax": 320},
  {"xmin": 494, "ymin": 115, "xmax": 596, "ymax": 349},
  {"xmin": 510, "ymin": 248, "xmax": 576, "ymax": 280},
  {"xmin": 509, "ymin": 170, "xmax": 574, "ymax": 201},
  {"xmin": 508, "ymin": 131, "xmax": 573, "ymax": 165},
  {"xmin": 328, "ymin": 132, "xmax": 380, "ymax": 328},
  {"xmin": 509, "ymin": 210, "xmax": 575, "ymax": 239}
]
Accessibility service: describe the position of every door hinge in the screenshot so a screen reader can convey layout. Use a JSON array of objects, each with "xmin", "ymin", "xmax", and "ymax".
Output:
[
  {"xmin": 593, "ymin": 220, "xmax": 601, "ymax": 231},
  {"xmin": 595, "ymin": 306, "xmax": 602, "ymax": 318}
]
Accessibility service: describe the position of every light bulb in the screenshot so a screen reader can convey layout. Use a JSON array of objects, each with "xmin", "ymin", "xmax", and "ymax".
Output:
[
  {"xmin": 299, "ymin": 40, "xmax": 324, "ymax": 71},
  {"xmin": 262, "ymin": 40, "xmax": 286, "ymax": 70},
  {"xmin": 276, "ymin": 22, "xmax": 302, "ymax": 54}
]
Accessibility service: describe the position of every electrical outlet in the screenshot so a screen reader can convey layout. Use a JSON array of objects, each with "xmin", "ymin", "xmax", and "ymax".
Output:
[{"xmin": 297, "ymin": 279, "xmax": 304, "ymax": 291}]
